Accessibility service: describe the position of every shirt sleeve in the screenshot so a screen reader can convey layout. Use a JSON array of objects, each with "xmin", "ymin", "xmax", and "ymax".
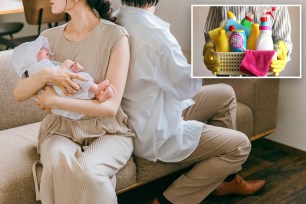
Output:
[
  {"xmin": 153, "ymin": 43, "xmax": 201, "ymax": 101},
  {"xmin": 272, "ymin": 6, "xmax": 293, "ymax": 60},
  {"xmin": 203, "ymin": 6, "xmax": 224, "ymax": 42}
]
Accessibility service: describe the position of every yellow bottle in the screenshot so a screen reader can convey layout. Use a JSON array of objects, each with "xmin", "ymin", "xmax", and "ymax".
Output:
[
  {"xmin": 247, "ymin": 23, "xmax": 259, "ymax": 50},
  {"xmin": 215, "ymin": 29, "xmax": 230, "ymax": 52},
  {"xmin": 208, "ymin": 27, "xmax": 223, "ymax": 44}
]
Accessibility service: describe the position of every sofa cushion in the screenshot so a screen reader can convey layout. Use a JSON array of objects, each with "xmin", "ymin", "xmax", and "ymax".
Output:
[
  {"xmin": 0, "ymin": 122, "xmax": 136, "ymax": 204},
  {"xmin": 0, "ymin": 122, "xmax": 40, "ymax": 204},
  {"xmin": 236, "ymin": 102, "xmax": 253, "ymax": 138},
  {"xmin": 134, "ymin": 156, "xmax": 192, "ymax": 183},
  {"xmin": 0, "ymin": 50, "xmax": 46, "ymax": 131}
]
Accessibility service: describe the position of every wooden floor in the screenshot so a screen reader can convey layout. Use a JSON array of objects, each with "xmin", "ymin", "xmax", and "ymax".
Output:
[{"xmin": 118, "ymin": 139, "xmax": 306, "ymax": 204}]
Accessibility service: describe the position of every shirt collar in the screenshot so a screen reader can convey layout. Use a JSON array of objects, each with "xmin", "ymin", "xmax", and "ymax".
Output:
[{"xmin": 119, "ymin": 4, "xmax": 170, "ymax": 29}]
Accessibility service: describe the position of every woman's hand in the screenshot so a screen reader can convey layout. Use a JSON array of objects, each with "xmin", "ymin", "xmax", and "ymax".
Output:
[
  {"xmin": 45, "ymin": 68, "xmax": 87, "ymax": 96},
  {"xmin": 34, "ymin": 86, "xmax": 58, "ymax": 111}
]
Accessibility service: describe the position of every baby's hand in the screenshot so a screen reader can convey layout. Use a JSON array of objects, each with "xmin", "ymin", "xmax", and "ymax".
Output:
[{"xmin": 70, "ymin": 62, "xmax": 85, "ymax": 73}]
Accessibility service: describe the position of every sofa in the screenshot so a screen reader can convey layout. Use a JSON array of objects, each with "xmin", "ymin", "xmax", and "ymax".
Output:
[{"xmin": 0, "ymin": 49, "xmax": 279, "ymax": 203}]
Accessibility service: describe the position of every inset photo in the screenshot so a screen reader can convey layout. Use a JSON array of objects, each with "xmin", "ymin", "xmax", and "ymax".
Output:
[{"xmin": 192, "ymin": 5, "xmax": 301, "ymax": 78}]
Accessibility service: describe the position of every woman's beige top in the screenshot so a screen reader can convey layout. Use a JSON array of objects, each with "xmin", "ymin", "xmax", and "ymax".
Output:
[{"xmin": 37, "ymin": 19, "xmax": 134, "ymax": 153}]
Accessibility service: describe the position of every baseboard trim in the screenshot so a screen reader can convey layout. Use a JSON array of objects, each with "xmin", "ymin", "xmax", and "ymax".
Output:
[
  {"xmin": 116, "ymin": 183, "xmax": 145, "ymax": 194},
  {"xmin": 260, "ymin": 138, "xmax": 306, "ymax": 158},
  {"xmin": 250, "ymin": 128, "xmax": 276, "ymax": 141}
]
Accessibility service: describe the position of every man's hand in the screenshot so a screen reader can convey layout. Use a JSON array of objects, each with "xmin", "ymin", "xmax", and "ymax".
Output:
[
  {"xmin": 270, "ymin": 41, "xmax": 288, "ymax": 76},
  {"xmin": 203, "ymin": 42, "xmax": 221, "ymax": 75}
]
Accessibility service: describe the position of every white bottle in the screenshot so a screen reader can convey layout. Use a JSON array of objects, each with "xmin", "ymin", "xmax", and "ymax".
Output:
[{"xmin": 256, "ymin": 17, "xmax": 273, "ymax": 50}]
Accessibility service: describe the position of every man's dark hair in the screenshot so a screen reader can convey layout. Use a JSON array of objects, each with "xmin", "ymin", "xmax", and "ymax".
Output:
[{"xmin": 121, "ymin": 0, "xmax": 159, "ymax": 7}]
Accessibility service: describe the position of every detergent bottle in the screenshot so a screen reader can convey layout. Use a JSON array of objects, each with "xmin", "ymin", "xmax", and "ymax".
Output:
[
  {"xmin": 241, "ymin": 12, "xmax": 254, "ymax": 30},
  {"xmin": 230, "ymin": 30, "xmax": 246, "ymax": 52},
  {"xmin": 247, "ymin": 23, "xmax": 259, "ymax": 50},
  {"xmin": 215, "ymin": 29, "xmax": 230, "ymax": 52},
  {"xmin": 256, "ymin": 7, "xmax": 276, "ymax": 50}
]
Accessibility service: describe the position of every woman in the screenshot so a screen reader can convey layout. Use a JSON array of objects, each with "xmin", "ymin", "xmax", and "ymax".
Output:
[{"xmin": 13, "ymin": 0, "xmax": 134, "ymax": 203}]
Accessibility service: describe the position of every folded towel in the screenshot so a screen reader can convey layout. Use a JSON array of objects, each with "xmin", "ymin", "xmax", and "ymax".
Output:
[{"xmin": 240, "ymin": 50, "xmax": 275, "ymax": 76}]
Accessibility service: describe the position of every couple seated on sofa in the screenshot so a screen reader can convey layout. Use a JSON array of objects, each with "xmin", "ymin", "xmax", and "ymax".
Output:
[{"xmin": 11, "ymin": 0, "xmax": 272, "ymax": 203}]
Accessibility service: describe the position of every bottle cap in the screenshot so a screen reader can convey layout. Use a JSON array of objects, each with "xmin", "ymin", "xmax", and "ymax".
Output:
[
  {"xmin": 261, "ymin": 16, "xmax": 268, "ymax": 22},
  {"xmin": 246, "ymin": 12, "xmax": 254, "ymax": 22},
  {"xmin": 229, "ymin": 25, "xmax": 235, "ymax": 31},
  {"xmin": 245, "ymin": 16, "xmax": 253, "ymax": 22},
  {"xmin": 227, "ymin": 11, "xmax": 236, "ymax": 21}
]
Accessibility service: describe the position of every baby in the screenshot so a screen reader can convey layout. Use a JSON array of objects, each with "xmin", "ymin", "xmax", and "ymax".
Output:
[
  {"xmin": 36, "ymin": 46, "xmax": 115, "ymax": 102},
  {"xmin": 11, "ymin": 36, "xmax": 115, "ymax": 120}
]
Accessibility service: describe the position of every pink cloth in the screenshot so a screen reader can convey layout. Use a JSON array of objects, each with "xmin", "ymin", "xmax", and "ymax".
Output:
[{"xmin": 240, "ymin": 50, "xmax": 275, "ymax": 76}]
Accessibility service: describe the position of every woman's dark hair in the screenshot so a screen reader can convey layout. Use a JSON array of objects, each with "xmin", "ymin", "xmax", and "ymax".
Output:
[
  {"xmin": 87, "ymin": 0, "xmax": 116, "ymax": 22},
  {"xmin": 121, "ymin": 0, "xmax": 159, "ymax": 7}
]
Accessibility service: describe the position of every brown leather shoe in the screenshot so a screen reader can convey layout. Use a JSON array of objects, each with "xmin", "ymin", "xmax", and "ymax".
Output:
[{"xmin": 213, "ymin": 174, "xmax": 265, "ymax": 196}]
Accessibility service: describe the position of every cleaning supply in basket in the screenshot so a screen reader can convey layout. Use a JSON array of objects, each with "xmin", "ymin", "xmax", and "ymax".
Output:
[
  {"xmin": 241, "ymin": 13, "xmax": 254, "ymax": 30},
  {"xmin": 230, "ymin": 30, "xmax": 246, "ymax": 52},
  {"xmin": 227, "ymin": 11, "xmax": 237, "ymax": 21},
  {"xmin": 226, "ymin": 25, "xmax": 235, "ymax": 38},
  {"xmin": 208, "ymin": 27, "xmax": 224, "ymax": 44},
  {"xmin": 240, "ymin": 50, "xmax": 275, "ymax": 76},
  {"xmin": 256, "ymin": 17, "xmax": 273, "ymax": 50},
  {"xmin": 247, "ymin": 23, "xmax": 259, "ymax": 50},
  {"xmin": 256, "ymin": 7, "xmax": 275, "ymax": 51},
  {"xmin": 225, "ymin": 19, "xmax": 250, "ymax": 38},
  {"xmin": 220, "ymin": 11, "xmax": 237, "ymax": 27},
  {"xmin": 215, "ymin": 29, "xmax": 230, "ymax": 52}
]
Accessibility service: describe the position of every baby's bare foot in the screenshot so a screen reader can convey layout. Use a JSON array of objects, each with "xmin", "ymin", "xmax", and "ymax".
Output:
[{"xmin": 96, "ymin": 85, "xmax": 115, "ymax": 102}]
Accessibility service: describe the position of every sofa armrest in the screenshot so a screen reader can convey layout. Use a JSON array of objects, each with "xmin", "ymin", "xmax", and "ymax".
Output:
[
  {"xmin": 203, "ymin": 79, "xmax": 279, "ymax": 138},
  {"xmin": 0, "ymin": 50, "xmax": 46, "ymax": 131}
]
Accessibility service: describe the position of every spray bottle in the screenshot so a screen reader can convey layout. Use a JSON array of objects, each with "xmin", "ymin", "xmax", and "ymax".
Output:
[{"xmin": 255, "ymin": 7, "xmax": 276, "ymax": 51}]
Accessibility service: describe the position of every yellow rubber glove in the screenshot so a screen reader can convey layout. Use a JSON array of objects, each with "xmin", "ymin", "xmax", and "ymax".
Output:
[
  {"xmin": 203, "ymin": 42, "xmax": 221, "ymax": 75},
  {"xmin": 270, "ymin": 41, "xmax": 288, "ymax": 76}
]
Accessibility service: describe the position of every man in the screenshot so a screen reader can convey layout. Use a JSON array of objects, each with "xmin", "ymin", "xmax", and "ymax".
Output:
[{"xmin": 116, "ymin": 1, "xmax": 265, "ymax": 203}]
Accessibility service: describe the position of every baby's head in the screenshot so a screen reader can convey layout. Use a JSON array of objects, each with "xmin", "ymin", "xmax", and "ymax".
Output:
[{"xmin": 37, "ymin": 47, "xmax": 51, "ymax": 61}]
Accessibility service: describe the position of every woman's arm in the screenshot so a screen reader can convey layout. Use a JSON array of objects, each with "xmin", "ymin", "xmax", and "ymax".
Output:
[
  {"xmin": 35, "ymin": 35, "xmax": 130, "ymax": 117},
  {"xmin": 14, "ymin": 67, "xmax": 87, "ymax": 102}
]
